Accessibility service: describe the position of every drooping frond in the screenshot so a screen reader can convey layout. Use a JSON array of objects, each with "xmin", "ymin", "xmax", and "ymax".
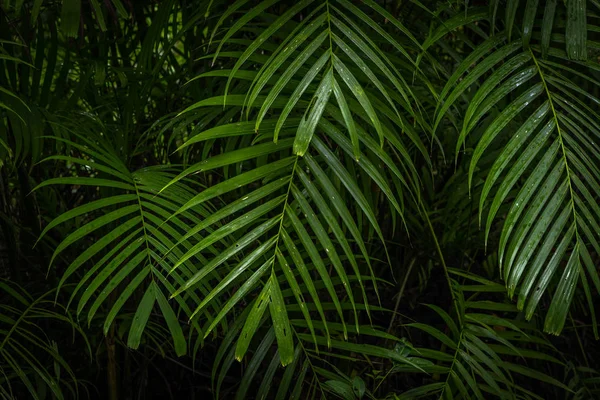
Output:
[
  {"xmin": 436, "ymin": 8, "xmax": 600, "ymax": 335},
  {"xmin": 164, "ymin": 0, "xmax": 432, "ymax": 368},
  {"xmin": 35, "ymin": 133, "xmax": 212, "ymax": 356}
]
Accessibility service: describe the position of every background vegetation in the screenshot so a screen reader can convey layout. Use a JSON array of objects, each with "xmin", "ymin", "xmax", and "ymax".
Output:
[{"xmin": 1, "ymin": 0, "xmax": 600, "ymax": 398}]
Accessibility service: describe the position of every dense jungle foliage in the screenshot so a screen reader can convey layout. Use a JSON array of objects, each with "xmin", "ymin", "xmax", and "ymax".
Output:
[{"xmin": 1, "ymin": 0, "xmax": 600, "ymax": 398}]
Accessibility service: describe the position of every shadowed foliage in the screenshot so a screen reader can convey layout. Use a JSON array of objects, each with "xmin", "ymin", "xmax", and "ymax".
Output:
[{"xmin": 1, "ymin": 0, "xmax": 600, "ymax": 399}]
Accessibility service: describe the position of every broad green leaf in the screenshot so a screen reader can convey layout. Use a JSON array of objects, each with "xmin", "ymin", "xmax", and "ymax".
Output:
[
  {"xmin": 275, "ymin": 52, "xmax": 330, "ymax": 140},
  {"xmin": 235, "ymin": 281, "xmax": 272, "ymax": 361},
  {"xmin": 154, "ymin": 283, "xmax": 187, "ymax": 356},
  {"xmin": 541, "ymin": 0, "xmax": 557, "ymax": 58},
  {"xmin": 333, "ymin": 54, "xmax": 384, "ymax": 146},
  {"xmin": 293, "ymin": 68, "xmax": 334, "ymax": 156},
  {"xmin": 566, "ymin": 0, "xmax": 587, "ymax": 60},
  {"xmin": 127, "ymin": 284, "xmax": 156, "ymax": 349},
  {"xmin": 268, "ymin": 272, "xmax": 294, "ymax": 366},
  {"xmin": 332, "ymin": 79, "xmax": 359, "ymax": 160}
]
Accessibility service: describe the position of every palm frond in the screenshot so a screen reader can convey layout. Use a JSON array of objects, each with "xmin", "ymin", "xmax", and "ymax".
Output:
[
  {"xmin": 435, "ymin": 12, "xmax": 600, "ymax": 335},
  {"xmin": 162, "ymin": 0, "xmax": 433, "ymax": 368},
  {"xmin": 35, "ymin": 133, "xmax": 207, "ymax": 356},
  {"xmin": 398, "ymin": 270, "xmax": 569, "ymax": 399},
  {"xmin": 212, "ymin": 289, "xmax": 410, "ymax": 399},
  {"xmin": 0, "ymin": 280, "xmax": 84, "ymax": 399}
]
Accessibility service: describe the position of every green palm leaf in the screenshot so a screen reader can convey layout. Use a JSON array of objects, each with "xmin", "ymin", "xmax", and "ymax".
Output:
[
  {"xmin": 398, "ymin": 270, "xmax": 569, "ymax": 399},
  {"xmin": 0, "ymin": 280, "xmax": 85, "ymax": 399},
  {"xmin": 35, "ymin": 136, "xmax": 211, "ymax": 356},
  {"xmin": 438, "ymin": 15, "xmax": 600, "ymax": 334},
  {"xmin": 165, "ymin": 0, "xmax": 428, "ymax": 371}
]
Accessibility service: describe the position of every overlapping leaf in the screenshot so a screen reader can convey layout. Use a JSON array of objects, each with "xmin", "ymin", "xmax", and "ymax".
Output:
[{"xmin": 210, "ymin": 284, "xmax": 411, "ymax": 399}]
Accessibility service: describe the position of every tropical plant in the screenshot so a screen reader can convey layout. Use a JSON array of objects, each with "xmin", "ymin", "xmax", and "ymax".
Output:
[
  {"xmin": 0, "ymin": 280, "xmax": 85, "ymax": 399},
  {"xmin": 1, "ymin": 0, "xmax": 600, "ymax": 399}
]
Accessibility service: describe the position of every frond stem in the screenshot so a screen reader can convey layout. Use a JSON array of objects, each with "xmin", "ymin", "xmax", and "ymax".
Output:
[
  {"xmin": 419, "ymin": 201, "xmax": 466, "ymax": 399},
  {"xmin": 133, "ymin": 178, "xmax": 157, "ymax": 280},
  {"xmin": 439, "ymin": 330, "xmax": 464, "ymax": 400},
  {"xmin": 387, "ymin": 257, "xmax": 416, "ymax": 333},
  {"xmin": 293, "ymin": 328, "xmax": 328, "ymax": 398},
  {"xmin": 570, "ymin": 312, "xmax": 589, "ymax": 367},
  {"xmin": 530, "ymin": 50, "xmax": 580, "ymax": 237},
  {"xmin": 270, "ymin": 155, "xmax": 300, "ymax": 272},
  {"xmin": 325, "ymin": 0, "xmax": 334, "ymax": 67},
  {"xmin": 419, "ymin": 201, "xmax": 462, "ymax": 328}
]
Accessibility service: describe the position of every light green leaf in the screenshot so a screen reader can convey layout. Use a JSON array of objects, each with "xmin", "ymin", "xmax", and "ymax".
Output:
[
  {"xmin": 268, "ymin": 272, "xmax": 294, "ymax": 366},
  {"xmin": 293, "ymin": 68, "xmax": 334, "ymax": 156}
]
